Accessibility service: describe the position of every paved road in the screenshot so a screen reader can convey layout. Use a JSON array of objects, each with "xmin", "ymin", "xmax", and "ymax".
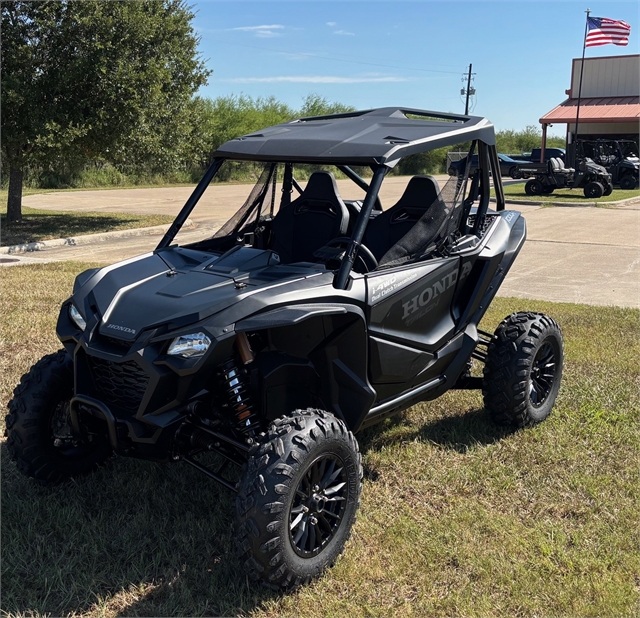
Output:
[{"xmin": 12, "ymin": 180, "xmax": 640, "ymax": 308}]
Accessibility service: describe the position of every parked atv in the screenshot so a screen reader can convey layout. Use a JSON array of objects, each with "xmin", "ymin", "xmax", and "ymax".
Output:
[
  {"xmin": 5, "ymin": 108, "xmax": 564, "ymax": 590},
  {"xmin": 519, "ymin": 156, "xmax": 613, "ymax": 198}
]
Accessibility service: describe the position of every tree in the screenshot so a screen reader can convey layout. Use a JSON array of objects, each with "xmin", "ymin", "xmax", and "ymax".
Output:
[
  {"xmin": 298, "ymin": 94, "xmax": 355, "ymax": 117},
  {"xmin": 1, "ymin": 0, "xmax": 209, "ymax": 221}
]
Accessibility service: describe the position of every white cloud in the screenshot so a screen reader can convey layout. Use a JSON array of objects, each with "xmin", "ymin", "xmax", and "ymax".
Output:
[
  {"xmin": 225, "ymin": 75, "xmax": 410, "ymax": 84},
  {"xmin": 334, "ymin": 30, "xmax": 355, "ymax": 36},
  {"xmin": 326, "ymin": 21, "xmax": 337, "ymax": 27},
  {"xmin": 231, "ymin": 24, "xmax": 285, "ymax": 31},
  {"xmin": 229, "ymin": 24, "xmax": 285, "ymax": 37}
]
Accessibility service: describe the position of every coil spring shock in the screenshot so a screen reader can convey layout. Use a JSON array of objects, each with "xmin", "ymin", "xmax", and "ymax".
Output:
[{"xmin": 218, "ymin": 359, "xmax": 258, "ymax": 435}]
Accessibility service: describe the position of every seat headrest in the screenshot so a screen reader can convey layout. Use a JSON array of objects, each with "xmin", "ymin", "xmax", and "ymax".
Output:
[
  {"xmin": 393, "ymin": 175, "xmax": 442, "ymax": 211},
  {"xmin": 301, "ymin": 171, "xmax": 344, "ymax": 203}
]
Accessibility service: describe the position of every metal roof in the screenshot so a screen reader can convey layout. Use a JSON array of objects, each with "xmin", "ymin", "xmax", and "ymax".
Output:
[
  {"xmin": 540, "ymin": 96, "xmax": 640, "ymax": 124},
  {"xmin": 212, "ymin": 107, "xmax": 495, "ymax": 167}
]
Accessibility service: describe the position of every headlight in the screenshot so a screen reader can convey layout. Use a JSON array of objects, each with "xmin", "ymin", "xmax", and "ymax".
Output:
[
  {"xmin": 69, "ymin": 304, "xmax": 86, "ymax": 331},
  {"xmin": 167, "ymin": 333, "xmax": 211, "ymax": 358}
]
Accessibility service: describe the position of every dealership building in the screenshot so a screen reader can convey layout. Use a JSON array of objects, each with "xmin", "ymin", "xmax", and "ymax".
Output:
[{"xmin": 539, "ymin": 53, "xmax": 639, "ymax": 163}]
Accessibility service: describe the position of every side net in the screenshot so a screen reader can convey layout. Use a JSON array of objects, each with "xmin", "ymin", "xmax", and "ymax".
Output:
[
  {"xmin": 377, "ymin": 143, "xmax": 475, "ymax": 269},
  {"xmin": 211, "ymin": 163, "xmax": 279, "ymax": 242}
]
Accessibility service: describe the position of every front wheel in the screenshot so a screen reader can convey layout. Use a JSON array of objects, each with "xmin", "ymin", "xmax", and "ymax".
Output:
[
  {"xmin": 235, "ymin": 409, "xmax": 362, "ymax": 590},
  {"xmin": 483, "ymin": 312, "xmax": 564, "ymax": 427},
  {"xmin": 5, "ymin": 350, "xmax": 112, "ymax": 485},
  {"xmin": 584, "ymin": 181, "xmax": 604, "ymax": 198},
  {"xmin": 619, "ymin": 175, "xmax": 637, "ymax": 190},
  {"xmin": 509, "ymin": 166, "xmax": 522, "ymax": 179}
]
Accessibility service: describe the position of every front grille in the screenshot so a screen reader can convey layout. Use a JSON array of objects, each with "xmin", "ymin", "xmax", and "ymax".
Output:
[{"xmin": 88, "ymin": 357, "xmax": 149, "ymax": 411}]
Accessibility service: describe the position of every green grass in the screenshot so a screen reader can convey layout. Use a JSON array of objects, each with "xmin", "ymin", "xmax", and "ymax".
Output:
[
  {"xmin": 0, "ymin": 206, "xmax": 173, "ymax": 247},
  {"xmin": 496, "ymin": 183, "xmax": 640, "ymax": 204},
  {"xmin": 1, "ymin": 263, "xmax": 638, "ymax": 617}
]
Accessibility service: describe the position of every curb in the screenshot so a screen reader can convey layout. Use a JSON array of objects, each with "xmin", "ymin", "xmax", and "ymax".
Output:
[
  {"xmin": 491, "ymin": 196, "xmax": 640, "ymax": 208},
  {"xmin": 0, "ymin": 219, "xmax": 194, "ymax": 255}
]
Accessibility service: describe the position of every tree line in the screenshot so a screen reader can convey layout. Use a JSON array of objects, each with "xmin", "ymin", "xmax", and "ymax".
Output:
[{"xmin": 1, "ymin": 0, "xmax": 564, "ymax": 221}]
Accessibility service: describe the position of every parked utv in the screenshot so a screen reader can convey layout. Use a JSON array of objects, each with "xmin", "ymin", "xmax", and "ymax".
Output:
[
  {"xmin": 6, "ymin": 108, "xmax": 564, "ymax": 590},
  {"xmin": 519, "ymin": 156, "xmax": 613, "ymax": 198},
  {"xmin": 577, "ymin": 139, "xmax": 639, "ymax": 190}
]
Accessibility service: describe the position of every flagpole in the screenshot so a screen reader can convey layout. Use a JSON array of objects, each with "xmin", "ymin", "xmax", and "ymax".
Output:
[{"xmin": 573, "ymin": 8, "xmax": 591, "ymax": 164}]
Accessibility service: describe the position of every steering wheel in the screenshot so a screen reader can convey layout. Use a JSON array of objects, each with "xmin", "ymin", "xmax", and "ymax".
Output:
[{"xmin": 322, "ymin": 237, "xmax": 378, "ymax": 273}]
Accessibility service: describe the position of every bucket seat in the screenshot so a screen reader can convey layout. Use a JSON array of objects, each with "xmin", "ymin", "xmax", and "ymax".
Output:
[{"xmin": 271, "ymin": 171, "xmax": 349, "ymax": 264}]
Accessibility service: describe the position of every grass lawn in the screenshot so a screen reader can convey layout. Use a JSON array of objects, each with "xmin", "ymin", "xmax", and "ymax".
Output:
[
  {"xmin": 1, "ymin": 263, "xmax": 638, "ymax": 617},
  {"xmin": 0, "ymin": 205, "xmax": 173, "ymax": 247},
  {"xmin": 496, "ymin": 183, "xmax": 640, "ymax": 204}
]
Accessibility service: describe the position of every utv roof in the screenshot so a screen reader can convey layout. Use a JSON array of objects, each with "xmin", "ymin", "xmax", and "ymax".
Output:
[{"xmin": 213, "ymin": 107, "xmax": 496, "ymax": 167}]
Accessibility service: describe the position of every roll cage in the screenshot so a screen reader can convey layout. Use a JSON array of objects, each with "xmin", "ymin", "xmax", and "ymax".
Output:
[{"xmin": 158, "ymin": 108, "xmax": 506, "ymax": 290}]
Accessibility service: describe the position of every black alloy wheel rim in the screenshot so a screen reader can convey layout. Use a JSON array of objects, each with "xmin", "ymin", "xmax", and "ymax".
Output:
[
  {"xmin": 289, "ymin": 453, "xmax": 348, "ymax": 557},
  {"xmin": 529, "ymin": 341, "xmax": 557, "ymax": 408}
]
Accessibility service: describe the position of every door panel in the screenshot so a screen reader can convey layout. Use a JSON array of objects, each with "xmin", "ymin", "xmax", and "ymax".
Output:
[{"xmin": 366, "ymin": 257, "xmax": 459, "ymax": 350}]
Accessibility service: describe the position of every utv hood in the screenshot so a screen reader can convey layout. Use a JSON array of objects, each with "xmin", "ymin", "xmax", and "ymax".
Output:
[{"xmin": 72, "ymin": 247, "xmax": 324, "ymax": 341}]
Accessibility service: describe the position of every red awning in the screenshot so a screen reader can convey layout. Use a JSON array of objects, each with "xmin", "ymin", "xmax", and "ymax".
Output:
[{"xmin": 540, "ymin": 96, "xmax": 640, "ymax": 124}]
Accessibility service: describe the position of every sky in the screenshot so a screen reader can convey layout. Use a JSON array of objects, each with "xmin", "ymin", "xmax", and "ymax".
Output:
[{"xmin": 192, "ymin": 1, "xmax": 639, "ymax": 137}]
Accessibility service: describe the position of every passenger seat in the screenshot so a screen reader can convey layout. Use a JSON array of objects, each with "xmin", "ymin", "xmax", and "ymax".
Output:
[{"xmin": 363, "ymin": 175, "xmax": 444, "ymax": 261}]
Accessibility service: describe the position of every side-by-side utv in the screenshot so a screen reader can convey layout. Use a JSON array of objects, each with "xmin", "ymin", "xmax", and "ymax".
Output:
[{"xmin": 6, "ymin": 108, "xmax": 564, "ymax": 590}]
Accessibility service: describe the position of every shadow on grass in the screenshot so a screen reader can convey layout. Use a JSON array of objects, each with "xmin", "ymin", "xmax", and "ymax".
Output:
[
  {"xmin": 359, "ymin": 406, "xmax": 518, "ymax": 456},
  {"xmin": 0, "ymin": 212, "xmax": 162, "ymax": 247},
  {"xmin": 0, "ymin": 444, "xmax": 277, "ymax": 617},
  {"xmin": 2, "ymin": 408, "xmax": 518, "ymax": 616}
]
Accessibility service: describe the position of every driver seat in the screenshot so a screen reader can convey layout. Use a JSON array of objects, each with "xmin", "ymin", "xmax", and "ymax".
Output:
[{"xmin": 271, "ymin": 171, "xmax": 349, "ymax": 264}]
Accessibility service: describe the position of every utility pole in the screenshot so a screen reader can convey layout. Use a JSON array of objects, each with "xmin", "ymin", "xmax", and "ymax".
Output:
[{"xmin": 461, "ymin": 64, "xmax": 476, "ymax": 115}]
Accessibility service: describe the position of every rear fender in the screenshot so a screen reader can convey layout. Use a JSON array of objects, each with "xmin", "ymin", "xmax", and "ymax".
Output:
[{"xmin": 454, "ymin": 212, "xmax": 526, "ymax": 328}]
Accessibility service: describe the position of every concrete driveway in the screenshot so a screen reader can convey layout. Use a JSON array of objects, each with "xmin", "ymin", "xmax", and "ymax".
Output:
[{"xmin": 16, "ymin": 179, "xmax": 640, "ymax": 308}]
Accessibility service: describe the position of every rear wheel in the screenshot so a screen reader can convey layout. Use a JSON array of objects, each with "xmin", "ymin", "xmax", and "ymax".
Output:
[
  {"xmin": 524, "ymin": 179, "xmax": 543, "ymax": 196},
  {"xmin": 235, "ymin": 409, "xmax": 362, "ymax": 590},
  {"xmin": 483, "ymin": 312, "xmax": 564, "ymax": 427},
  {"xmin": 5, "ymin": 351, "xmax": 112, "ymax": 485},
  {"xmin": 584, "ymin": 181, "xmax": 604, "ymax": 198},
  {"xmin": 619, "ymin": 175, "xmax": 637, "ymax": 190},
  {"xmin": 509, "ymin": 166, "xmax": 522, "ymax": 179}
]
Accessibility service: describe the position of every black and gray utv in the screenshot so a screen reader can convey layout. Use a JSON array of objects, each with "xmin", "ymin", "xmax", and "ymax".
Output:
[
  {"xmin": 6, "ymin": 108, "xmax": 564, "ymax": 590},
  {"xmin": 519, "ymin": 155, "xmax": 613, "ymax": 198}
]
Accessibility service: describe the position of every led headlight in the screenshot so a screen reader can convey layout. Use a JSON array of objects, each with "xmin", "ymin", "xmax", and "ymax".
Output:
[
  {"xmin": 69, "ymin": 304, "xmax": 86, "ymax": 331},
  {"xmin": 167, "ymin": 333, "xmax": 211, "ymax": 358}
]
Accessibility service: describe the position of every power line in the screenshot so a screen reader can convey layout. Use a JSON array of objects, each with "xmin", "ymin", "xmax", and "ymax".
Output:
[{"xmin": 207, "ymin": 37, "xmax": 463, "ymax": 75}]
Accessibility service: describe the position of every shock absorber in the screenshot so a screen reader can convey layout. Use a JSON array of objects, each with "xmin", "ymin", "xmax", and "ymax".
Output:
[{"xmin": 218, "ymin": 333, "xmax": 258, "ymax": 436}]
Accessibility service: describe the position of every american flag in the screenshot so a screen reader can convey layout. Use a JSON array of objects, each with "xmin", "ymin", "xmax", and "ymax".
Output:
[{"xmin": 585, "ymin": 16, "xmax": 631, "ymax": 47}]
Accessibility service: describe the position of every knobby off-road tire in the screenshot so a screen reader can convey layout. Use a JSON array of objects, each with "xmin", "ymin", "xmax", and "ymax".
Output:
[
  {"xmin": 235, "ymin": 409, "xmax": 362, "ymax": 590},
  {"xmin": 5, "ymin": 350, "xmax": 112, "ymax": 485},
  {"xmin": 483, "ymin": 312, "xmax": 564, "ymax": 427}
]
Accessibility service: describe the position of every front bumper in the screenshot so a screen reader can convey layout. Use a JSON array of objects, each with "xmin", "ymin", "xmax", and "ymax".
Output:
[{"xmin": 57, "ymin": 305, "xmax": 236, "ymax": 458}]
